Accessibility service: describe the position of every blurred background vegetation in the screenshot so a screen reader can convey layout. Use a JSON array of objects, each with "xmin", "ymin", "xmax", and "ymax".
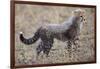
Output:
[{"xmin": 15, "ymin": 4, "xmax": 95, "ymax": 65}]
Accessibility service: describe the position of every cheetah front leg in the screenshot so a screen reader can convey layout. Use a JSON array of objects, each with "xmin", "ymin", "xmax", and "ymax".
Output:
[{"xmin": 67, "ymin": 40, "xmax": 72, "ymax": 57}]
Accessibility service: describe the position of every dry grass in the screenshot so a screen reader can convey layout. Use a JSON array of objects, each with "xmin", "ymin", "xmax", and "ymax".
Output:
[{"xmin": 15, "ymin": 4, "xmax": 95, "ymax": 65}]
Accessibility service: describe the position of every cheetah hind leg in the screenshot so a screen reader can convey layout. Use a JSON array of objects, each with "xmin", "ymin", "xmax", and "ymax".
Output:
[{"xmin": 36, "ymin": 41, "xmax": 43, "ymax": 60}]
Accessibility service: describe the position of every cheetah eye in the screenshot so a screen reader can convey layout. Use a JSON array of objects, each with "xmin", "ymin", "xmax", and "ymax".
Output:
[
  {"xmin": 80, "ymin": 16, "xmax": 83, "ymax": 22},
  {"xmin": 80, "ymin": 16, "xmax": 82, "ymax": 17}
]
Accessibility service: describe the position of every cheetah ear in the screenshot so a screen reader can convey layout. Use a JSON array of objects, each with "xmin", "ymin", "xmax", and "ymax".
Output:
[
  {"xmin": 72, "ymin": 9, "xmax": 84, "ymax": 16},
  {"xmin": 72, "ymin": 9, "xmax": 79, "ymax": 17}
]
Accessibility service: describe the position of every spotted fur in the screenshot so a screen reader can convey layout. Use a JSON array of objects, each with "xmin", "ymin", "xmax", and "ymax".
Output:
[{"xmin": 19, "ymin": 9, "xmax": 85, "ymax": 57}]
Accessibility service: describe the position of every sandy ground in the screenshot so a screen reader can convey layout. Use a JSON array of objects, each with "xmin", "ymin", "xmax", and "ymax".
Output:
[{"xmin": 15, "ymin": 4, "xmax": 95, "ymax": 65}]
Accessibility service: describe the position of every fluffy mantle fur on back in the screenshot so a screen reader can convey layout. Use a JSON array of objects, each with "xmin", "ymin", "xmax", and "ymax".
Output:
[{"xmin": 19, "ymin": 9, "xmax": 85, "ymax": 57}]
